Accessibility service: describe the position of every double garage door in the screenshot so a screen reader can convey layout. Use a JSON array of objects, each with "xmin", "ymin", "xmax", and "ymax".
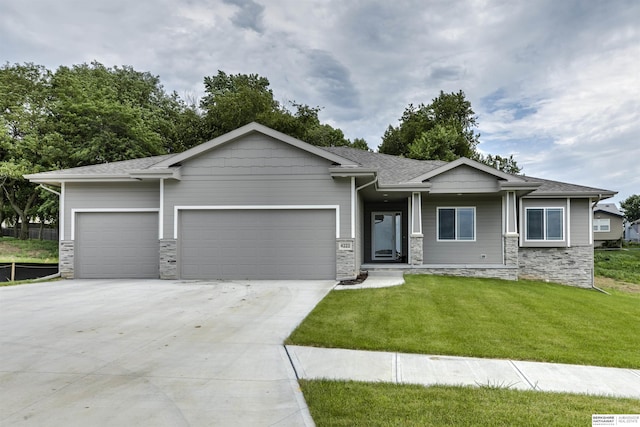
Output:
[
  {"xmin": 74, "ymin": 209, "xmax": 336, "ymax": 280},
  {"xmin": 180, "ymin": 209, "xmax": 336, "ymax": 280}
]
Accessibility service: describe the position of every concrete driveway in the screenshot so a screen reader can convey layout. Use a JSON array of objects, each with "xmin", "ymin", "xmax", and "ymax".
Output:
[{"xmin": 0, "ymin": 279, "xmax": 335, "ymax": 426}]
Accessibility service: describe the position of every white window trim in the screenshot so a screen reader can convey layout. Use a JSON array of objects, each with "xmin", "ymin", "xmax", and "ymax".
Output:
[
  {"xmin": 173, "ymin": 205, "xmax": 341, "ymax": 240},
  {"xmin": 593, "ymin": 218, "xmax": 611, "ymax": 232},
  {"xmin": 436, "ymin": 206, "xmax": 476, "ymax": 242},
  {"xmin": 524, "ymin": 207, "xmax": 565, "ymax": 242},
  {"xmin": 71, "ymin": 208, "xmax": 160, "ymax": 240}
]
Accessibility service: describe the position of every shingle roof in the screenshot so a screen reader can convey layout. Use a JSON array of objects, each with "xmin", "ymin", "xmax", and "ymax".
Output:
[
  {"xmin": 25, "ymin": 132, "xmax": 616, "ymax": 198},
  {"xmin": 321, "ymin": 146, "xmax": 445, "ymax": 185},
  {"xmin": 28, "ymin": 154, "xmax": 176, "ymax": 177},
  {"xmin": 594, "ymin": 203, "xmax": 623, "ymax": 216},
  {"xmin": 520, "ymin": 175, "xmax": 615, "ymax": 195}
]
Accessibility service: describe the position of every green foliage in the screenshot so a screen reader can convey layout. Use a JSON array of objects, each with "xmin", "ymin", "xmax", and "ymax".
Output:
[
  {"xmin": 477, "ymin": 153, "xmax": 522, "ymax": 174},
  {"xmin": 288, "ymin": 275, "xmax": 640, "ymax": 368},
  {"xmin": 594, "ymin": 248, "xmax": 640, "ymax": 284},
  {"xmin": 379, "ymin": 90, "xmax": 520, "ymax": 173},
  {"xmin": 301, "ymin": 381, "xmax": 640, "ymax": 427},
  {"xmin": 49, "ymin": 62, "xmax": 190, "ymax": 166},
  {"xmin": 199, "ymin": 70, "xmax": 369, "ymax": 149},
  {"xmin": 620, "ymin": 194, "xmax": 640, "ymax": 222}
]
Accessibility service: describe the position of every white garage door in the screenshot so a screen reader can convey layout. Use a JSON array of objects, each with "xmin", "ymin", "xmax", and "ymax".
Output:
[
  {"xmin": 180, "ymin": 209, "xmax": 336, "ymax": 280},
  {"xmin": 75, "ymin": 212, "xmax": 159, "ymax": 279}
]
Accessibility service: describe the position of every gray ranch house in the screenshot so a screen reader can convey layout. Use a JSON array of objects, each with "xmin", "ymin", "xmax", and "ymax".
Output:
[{"xmin": 26, "ymin": 122, "xmax": 616, "ymax": 288}]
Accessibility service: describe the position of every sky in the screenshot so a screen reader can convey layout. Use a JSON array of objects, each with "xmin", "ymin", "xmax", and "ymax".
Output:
[{"xmin": 1, "ymin": 0, "xmax": 638, "ymax": 205}]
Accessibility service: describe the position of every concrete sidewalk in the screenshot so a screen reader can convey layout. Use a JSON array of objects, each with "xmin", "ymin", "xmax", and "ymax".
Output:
[
  {"xmin": 320, "ymin": 271, "xmax": 640, "ymax": 399},
  {"xmin": 286, "ymin": 345, "xmax": 640, "ymax": 399}
]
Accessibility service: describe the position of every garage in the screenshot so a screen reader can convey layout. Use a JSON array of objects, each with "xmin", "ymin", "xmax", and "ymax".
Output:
[
  {"xmin": 75, "ymin": 211, "xmax": 159, "ymax": 279},
  {"xmin": 179, "ymin": 209, "xmax": 336, "ymax": 280}
]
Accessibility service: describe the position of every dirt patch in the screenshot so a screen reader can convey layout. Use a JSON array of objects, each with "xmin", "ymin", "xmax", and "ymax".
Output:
[{"xmin": 595, "ymin": 276, "xmax": 640, "ymax": 294}]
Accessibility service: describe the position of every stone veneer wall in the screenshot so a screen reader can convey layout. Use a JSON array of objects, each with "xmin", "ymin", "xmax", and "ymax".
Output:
[
  {"xmin": 336, "ymin": 238, "xmax": 356, "ymax": 280},
  {"xmin": 405, "ymin": 266, "xmax": 518, "ymax": 281},
  {"xmin": 159, "ymin": 239, "xmax": 178, "ymax": 279},
  {"xmin": 518, "ymin": 245, "xmax": 594, "ymax": 288},
  {"xmin": 410, "ymin": 235, "xmax": 423, "ymax": 265},
  {"xmin": 59, "ymin": 240, "xmax": 74, "ymax": 279}
]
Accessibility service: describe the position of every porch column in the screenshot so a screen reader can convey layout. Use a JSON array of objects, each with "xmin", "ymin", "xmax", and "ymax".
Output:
[
  {"xmin": 504, "ymin": 191, "xmax": 519, "ymax": 267},
  {"xmin": 410, "ymin": 192, "xmax": 423, "ymax": 265}
]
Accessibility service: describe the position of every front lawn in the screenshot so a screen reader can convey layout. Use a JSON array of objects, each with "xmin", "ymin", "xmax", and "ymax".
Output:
[
  {"xmin": 595, "ymin": 247, "xmax": 640, "ymax": 285},
  {"xmin": 287, "ymin": 275, "xmax": 640, "ymax": 368},
  {"xmin": 301, "ymin": 380, "xmax": 640, "ymax": 427}
]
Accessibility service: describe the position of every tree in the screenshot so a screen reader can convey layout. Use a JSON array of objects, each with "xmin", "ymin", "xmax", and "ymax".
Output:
[
  {"xmin": 620, "ymin": 194, "xmax": 640, "ymax": 222},
  {"xmin": 49, "ymin": 62, "xmax": 190, "ymax": 167},
  {"xmin": 379, "ymin": 90, "xmax": 520, "ymax": 173},
  {"xmin": 477, "ymin": 154, "xmax": 521, "ymax": 175},
  {"xmin": 0, "ymin": 63, "xmax": 53, "ymax": 239},
  {"xmin": 199, "ymin": 71, "xmax": 369, "ymax": 150}
]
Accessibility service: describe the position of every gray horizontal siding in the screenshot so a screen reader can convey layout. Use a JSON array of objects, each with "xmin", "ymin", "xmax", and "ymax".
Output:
[
  {"xmin": 593, "ymin": 211, "xmax": 624, "ymax": 242},
  {"xmin": 429, "ymin": 165, "xmax": 500, "ymax": 193},
  {"xmin": 570, "ymin": 198, "xmax": 592, "ymax": 246},
  {"xmin": 63, "ymin": 182, "xmax": 160, "ymax": 240},
  {"xmin": 422, "ymin": 195, "xmax": 503, "ymax": 264},
  {"xmin": 164, "ymin": 134, "xmax": 352, "ymax": 238}
]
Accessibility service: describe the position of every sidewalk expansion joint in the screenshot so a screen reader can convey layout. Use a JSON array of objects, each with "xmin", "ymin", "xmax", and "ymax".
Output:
[{"xmin": 508, "ymin": 360, "xmax": 538, "ymax": 390}]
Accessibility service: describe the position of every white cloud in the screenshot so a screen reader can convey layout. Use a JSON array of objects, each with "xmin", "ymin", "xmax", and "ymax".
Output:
[{"xmin": 0, "ymin": 0, "xmax": 638, "ymax": 202}]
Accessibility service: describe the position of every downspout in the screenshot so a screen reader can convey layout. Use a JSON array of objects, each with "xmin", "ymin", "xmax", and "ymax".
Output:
[
  {"xmin": 356, "ymin": 176, "xmax": 378, "ymax": 192},
  {"xmin": 590, "ymin": 194, "xmax": 609, "ymax": 294},
  {"xmin": 38, "ymin": 184, "xmax": 61, "ymax": 196}
]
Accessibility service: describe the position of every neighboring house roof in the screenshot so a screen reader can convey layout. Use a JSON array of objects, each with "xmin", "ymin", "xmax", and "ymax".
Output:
[
  {"xmin": 593, "ymin": 203, "xmax": 624, "ymax": 217},
  {"xmin": 24, "ymin": 122, "xmax": 617, "ymax": 199}
]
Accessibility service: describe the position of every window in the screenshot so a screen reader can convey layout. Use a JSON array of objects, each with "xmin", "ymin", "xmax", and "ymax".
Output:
[
  {"xmin": 526, "ymin": 208, "xmax": 564, "ymax": 241},
  {"xmin": 437, "ymin": 207, "xmax": 475, "ymax": 241},
  {"xmin": 593, "ymin": 218, "xmax": 610, "ymax": 232}
]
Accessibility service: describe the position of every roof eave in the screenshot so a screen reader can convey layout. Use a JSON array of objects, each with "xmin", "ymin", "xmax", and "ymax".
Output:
[
  {"xmin": 129, "ymin": 167, "xmax": 182, "ymax": 180},
  {"xmin": 526, "ymin": 191, "xmax": 617, "ymax": 198},
  {"xmin": 329, "ymin": 167, "xmax": 377, "ymax": 178}
]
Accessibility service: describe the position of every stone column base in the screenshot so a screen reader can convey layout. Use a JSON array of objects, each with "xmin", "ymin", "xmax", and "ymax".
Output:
[
  {"xmin": 410, "ymin": 235, "xmax": 423, "ymax": 265},
  {"xmin": 59, "ymin": 240, "xmax": 74, "ymax": 279},
  {"xmin": 336, "ymin": 239, "xmax": 356, "ymax": 280},
  {"xmin": 160, "ymin": 239, "xmax": 178, "ymax": 279}
]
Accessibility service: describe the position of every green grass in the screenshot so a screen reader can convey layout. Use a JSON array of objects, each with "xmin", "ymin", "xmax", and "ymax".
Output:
[
  {"xmin": 0, "ymin": 237, "xmax": 58, "ymax": 263},
  {"xmin": 300, "ymin": 380, "xmax": 640, "ymax": 427},
  {"xmin": 595, "ymin": 248, "xmax": 640, "ymax": 284},
  {"xmin": 287, "ymin": 275, "xmax": 640, "ymax": 368}
]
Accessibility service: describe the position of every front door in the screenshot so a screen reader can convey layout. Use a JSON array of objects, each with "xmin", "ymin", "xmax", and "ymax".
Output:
[{"xmin": 371, "ymin": 212, "xmax": 402, "ymax": 261}]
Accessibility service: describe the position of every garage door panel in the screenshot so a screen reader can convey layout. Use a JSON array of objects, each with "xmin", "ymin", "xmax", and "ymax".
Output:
[
  {"xmin": 180, "ymin": 210, "xmax": 335, "ymax": 280},
  {"xmin": 75, "ymin": 212, "xmax": 158, "ymax": 279}
]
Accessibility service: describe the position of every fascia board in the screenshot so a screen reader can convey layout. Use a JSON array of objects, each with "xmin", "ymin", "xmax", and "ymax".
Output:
[
  {"xmin": 329, "ymin": 167, "xmax": 377, "ymax": 177},
  {"xmin": 152, "ymin": 122, "xmax": 359, "ymax": 168},
  {"xmin": 129, "ymin": 167, "xmax": 182, "ymax": 180},
  {"xmin": 524, "ymin": 191, "xmax": 617, "ymax": 198},
  {"xmin": 377, "ymin": 183, "xmax": 432, "ymax": 191}
]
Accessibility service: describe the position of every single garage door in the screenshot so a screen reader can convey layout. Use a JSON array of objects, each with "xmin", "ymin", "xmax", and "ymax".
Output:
[
  {"xmin": 75, "ymin": 212, "xmax": 159, "ymax": 279},
  {"xmin": 180, "ymin": 209, "xmax": 336, "ymax": 280}
]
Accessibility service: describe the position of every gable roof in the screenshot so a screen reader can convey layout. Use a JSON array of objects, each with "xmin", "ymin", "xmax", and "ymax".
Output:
[{"xmin": 152, "ymin": 122, "xmax": 358, "ymax": 168}]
